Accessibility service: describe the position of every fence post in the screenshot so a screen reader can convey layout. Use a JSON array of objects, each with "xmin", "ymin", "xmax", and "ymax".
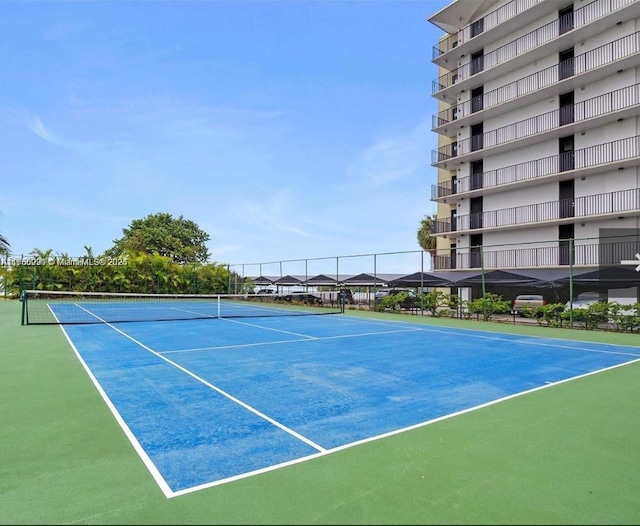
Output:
[
  {"xmin": 569, "ymin": 238, "xmax": 574, "ymax": 328},
  {"xmin": 420, "ymin": 250, "xmax": 425, "ymax": 315},
  {"xmin": 481, "ymin": 244, "xmax": 487, "ymax": 320}
]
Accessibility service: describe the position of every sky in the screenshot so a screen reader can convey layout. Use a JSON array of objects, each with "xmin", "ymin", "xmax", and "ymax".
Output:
[{"xmin": 0, "ymin": 0, "xmax": 450, "ymax": 275}]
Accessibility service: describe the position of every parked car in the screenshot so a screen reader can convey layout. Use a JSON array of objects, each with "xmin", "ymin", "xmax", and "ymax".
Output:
[
  {"xmin": 375, "ymin": 289, "xmax": 419, "ymax": 309},
  {"xmin": 564, "ymin": 291, "xmax": 607, "ymax": 311},
  {"xmin": 283, "ymin": 293, "xmax": 323, "ymax": 305},
  {"xmin": 511, "ymin": 294, "xmax": 546, "ymax": 316},
  {"xmin": 375, "ymin": 288, "xmax": 413, "ymax": 302},
  {"xmin": 255, "ymin": 288, "xmax": 275, "ymax": 294}
]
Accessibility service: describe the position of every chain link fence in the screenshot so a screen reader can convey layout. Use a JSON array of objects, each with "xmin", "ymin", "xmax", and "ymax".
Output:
[
  {"xmin": 228, "ymin": 233, "xmax": 640, "ymax": 332},
  {"xmin": 3, "ymin": 233, "xmax": 639, "ymax": 332}
]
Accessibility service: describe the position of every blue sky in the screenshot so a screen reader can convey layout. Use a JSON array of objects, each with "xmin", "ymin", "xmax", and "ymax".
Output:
[{"xmin": 1, "ymin": 0, "xmax": 449, "ymax": 274}]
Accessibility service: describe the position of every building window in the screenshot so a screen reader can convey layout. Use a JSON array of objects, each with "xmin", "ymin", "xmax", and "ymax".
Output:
[
  {"xmin": 471, "ymin": 160, "xmax": 484, "ymax": 190},
  {"xmin": 558, "ymin": 224, "xmax": 575, "ymax": 265},
  {"xmin": 559, "ymin": 135, "xmax": 575, "ymax": 172},
  {"xmin": 471, "ymin": 86, "xmax": 484, "ymax": 113},
  {"xmin": 451, "ymin": 141, "xmax": 458, "ymax": 158},
  {"xmin": 471, "ymin": 18, "xmax": 485, "ymax": 38},
  {"xmin": 559, "ymin": 179, "xmax": 575, "ymax": 219},
  {"xmin": 471, "ymin": 123, "xmax": 484, "ymax": 152},
  {"xmin": 559, "ymin": 91, "xmax": 575, "ymax": 126},
  {"xmin": 471, "ymin": 50, "xmax": 484, "ymax": 76},
  {"xmin": 470, "ymin": 197, "xmax": 483, "ymax": 229},
  {"xmin": 470, "ymin": 234, "xmax": 483, "ymax": 268},
  {"xmin": 559, "ymin": 5, "xmax": 574, "ymax": 35},
  {"xmin": 559, "ymin": 48, "xmax": 575, "ymax": 80}
]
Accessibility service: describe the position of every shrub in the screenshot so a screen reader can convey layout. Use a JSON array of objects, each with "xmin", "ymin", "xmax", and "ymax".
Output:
[
  {"xmin": 533, "ymin": 303, "xmax": 566, "ymax": 327},
  {"xmin": 466, "ymin": 293, "xmax": 511, "ymax": 321},
  {"xmin": 419, "ymin": 290, "xmax": 449, "ymax": 317},
  {"xmin": 571, "ymin": 302, "xmax": 610, "ymax": 330},
  {"xmin": 608, "ymin": 303, "xmax": 640, "ymax": 333}
]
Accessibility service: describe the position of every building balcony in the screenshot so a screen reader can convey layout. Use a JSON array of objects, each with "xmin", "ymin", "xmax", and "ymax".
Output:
[
  {"xmin": 431, "ymin": 0, "xmax": 548, "ymax": 65},
  {"xmin": 432, "ymin": 0, "xmax": 640, "ymax": 101},
  {"xmin": 433, "ymin": 238, "xmax": 639, "ymax": 270},
  {"xmin": 433, "ymin": 187, "xmax": 640, "ymax": 236},
  {"xmin": 432, "ymin": 31, "xmax": 640, "ymax": 135},
  {"xmin": 431, "ymin": 134, "xmax": 640, "ymax": 201},
  {"xmin": 431, "ymin": 81, "xmax": 640, "ymax": 168}
]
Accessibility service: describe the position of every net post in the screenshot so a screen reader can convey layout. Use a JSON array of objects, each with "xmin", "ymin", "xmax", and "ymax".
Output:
[{"xmin": 20, "ymin": 290, "xmax": 26, "ymax": 326}]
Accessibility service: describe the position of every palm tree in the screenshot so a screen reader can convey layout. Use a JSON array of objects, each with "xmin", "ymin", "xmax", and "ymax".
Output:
[
  {"xmin": 0, "ymin": 208, "xmax": 9, "ymax": 256},
  {"xmin": 417, "ymin": 213, "xmax": 437, "ymax": 255},
  {"xmin": 0, "ymin": 233, "xmax": 9, "ymax": 256},
  {"xmin": 30, "ymin": 247, "xmax": 53, "ymax": 261}
]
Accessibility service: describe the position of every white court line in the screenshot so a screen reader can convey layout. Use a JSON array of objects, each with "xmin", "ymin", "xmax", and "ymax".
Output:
[
  {"xmin": 69, "ymin": 305, "xmax": 328, "ymax": 491},
  {"xmin": 163, "ymin": 312, "xmax": 639, "ymax": 357},
  {"xmin": 172, "ymin": 301, "xmax": 338, "ymax": 318},
  {"xmin": 54, "ymin": 306, "xmax": 174, "ymax": 498},
  {"xmin": 220, "ymin": 316, "xmax": 320, "ymax": 339},
  {"xmin": 56, "ymin": 304, "xmax": 640, "ymax": 498},
  {"xmin": 333, "ymin": 315, "xmax": 640, "ymax": 357},
  {"xmin": 170, "ymin": 354, "xmax": 640, "ymax": 498},
  {"xmin": 170, "ymin": 306, "xmax": 218, "ymax": 318},
  {"xmin": 170, "ymin": 306, "xmax": 322, "ymax": 339},
  {"xmin": 413, "ymin": 326, "xmax": 640, "ymax": 357},
  {"xmin": 162, "ymin": 327, "xmax": 424, "ymax": 354}
]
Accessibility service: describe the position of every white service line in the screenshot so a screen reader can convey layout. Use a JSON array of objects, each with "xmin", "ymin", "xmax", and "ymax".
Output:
[
  {"xmin": 73, "ymin": 304, "xmax": 328, "ymax": 455},
  {"xmin": 341, "ymin": 315, "xmax": 640, "ymax": 353},
  {"xmin": 170, "ymin": 306, "xmax": 322, "ymax": 338},
  {"xmin": 162, "ymin": 327, "xmax": 424, "ymax": 354},
  {"xmin": 171, "ymin": 353, "xmax": 640, "ymax": 498},
  {"xmin": 220, "ymin": 316, "xmax": 320, "ymax": 338},
  {"xmin": 340, "ymin": 316, "xmax": 640, "ymax": 357},
  {"xmin": 413, "ymin": 326, "xmax": 640, "ymax": 357}
]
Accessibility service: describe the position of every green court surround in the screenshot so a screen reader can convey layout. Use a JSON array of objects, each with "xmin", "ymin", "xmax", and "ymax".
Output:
[{"xmin": 1, "ymin": 299, "xmax": 639, "ymax": 525}]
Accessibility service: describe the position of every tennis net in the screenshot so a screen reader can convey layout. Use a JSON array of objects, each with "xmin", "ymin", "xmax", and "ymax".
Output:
[{"xmin": 21, "ymin": 290, "xmax": 344, "ymax": 325}]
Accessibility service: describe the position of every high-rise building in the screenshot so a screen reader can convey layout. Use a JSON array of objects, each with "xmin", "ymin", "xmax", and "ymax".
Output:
[{"xmin": 427, "ymin": 0, "xmax": 640, "ymax": 277}]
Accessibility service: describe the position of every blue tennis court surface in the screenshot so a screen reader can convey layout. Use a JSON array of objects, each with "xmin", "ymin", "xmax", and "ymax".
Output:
[{"xmin": 59, "ymin": 313, "xmax": 640, "ymax": 498}]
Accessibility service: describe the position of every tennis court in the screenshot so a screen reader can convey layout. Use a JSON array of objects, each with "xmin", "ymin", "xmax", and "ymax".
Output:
[
  {"xmin": 4, "ymin": 297, "xmax": 640, "ymax": 524},
  {"xmin": 38, "ymin": 292, "xmax": 640, "ymax": 499}
]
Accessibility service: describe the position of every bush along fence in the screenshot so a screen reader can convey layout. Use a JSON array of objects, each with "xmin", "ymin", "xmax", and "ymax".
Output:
[
  {"xmin": 371, "ymin": 289, "xmax": 640, "ymax": 333},
  {"xmin": 0, "ymin": 252, "xmax": 240, "ymax": 297}
]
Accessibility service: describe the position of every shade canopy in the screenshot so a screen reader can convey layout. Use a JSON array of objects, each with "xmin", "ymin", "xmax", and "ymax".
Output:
[
  {"xmin": 341, "ymin": 273, "xmax": 407, "ymax": 287},
  {"xmin": 389, "ymin": 271, "xmax": 452, "ymax": 288},
  {"xmin": 248, "ymin": 266, "xmax": 640, "ymax": 290}
]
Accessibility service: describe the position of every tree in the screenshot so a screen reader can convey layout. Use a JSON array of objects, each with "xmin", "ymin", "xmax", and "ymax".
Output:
[
  {"xmin": 0, "ymin": 233, "xmax": 9, "ymax": 256},
  {"xmin": 417, "ymin": 213, "xmax": 437, "ymax": 255},
  {"xmin": 0, "ymin": 210, "xmax": 9, "ymax": 256},
  {"xmin": 30, "ymin": 247, "xmax": 53, "ymax": 261},
  {"xmin": 105, "ymin": 213, "xmax": 211, "ymax": 264}
]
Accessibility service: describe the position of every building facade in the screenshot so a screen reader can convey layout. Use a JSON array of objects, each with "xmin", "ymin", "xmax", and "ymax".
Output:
[{"xmin": 427, "ymin": 0, "xmax": 640, "ymax": 273}]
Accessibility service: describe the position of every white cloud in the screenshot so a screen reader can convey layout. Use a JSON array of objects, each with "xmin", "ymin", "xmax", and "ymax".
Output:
[
  {"xmin": 27, "ymin": 114, "xmax": 57, "ymax": 143},
  {"xmin": 239, "ymin": 188, "xmax": 312, "ymax": 237},
  {"xmin": 0, "ymin": 107, "xmax": 101, "ymax": 151},
  {"xmin": 347, "ymin": 120, "xmax": 432, "ymax": 189}
]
